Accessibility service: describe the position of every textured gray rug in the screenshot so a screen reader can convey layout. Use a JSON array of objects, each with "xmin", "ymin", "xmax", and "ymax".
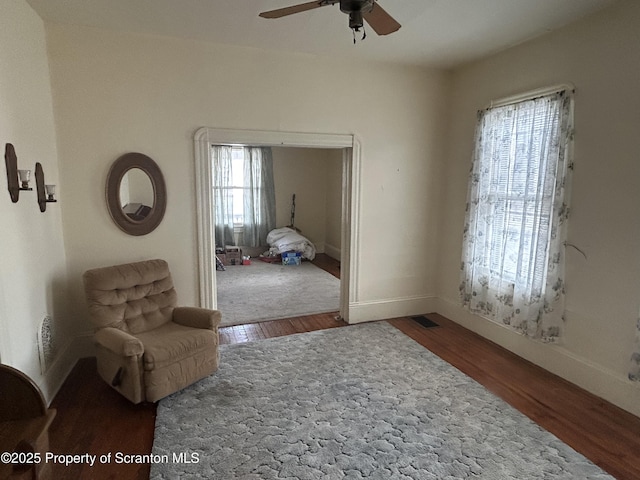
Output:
[
  {"xmin": 151, "ymin": 322, "xmax": 612, "ymax": 479},
  {"xmin": 216, "ymin": 260, "xmax": 340, "ymax": 326}
]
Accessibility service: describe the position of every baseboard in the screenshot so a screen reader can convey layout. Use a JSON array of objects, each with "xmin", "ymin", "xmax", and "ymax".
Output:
[
  {"xmin": 348, "ymin": 295, "xmax": 438, "ymax": 324},
  {"xmin": 41, "ymin": 331, "xmax": 94, "ymax": 405},
  {"xmin": 435, "ymin": 296, "xmax": 640, "ymax": 418},
  {"xmin": 324, "ymin": 243, "xmax": 341, "ymax": 261}
]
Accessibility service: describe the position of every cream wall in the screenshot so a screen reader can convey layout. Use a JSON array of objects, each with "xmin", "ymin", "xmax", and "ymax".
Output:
[
  {"xmin": 46, "ymin": 25, "xmax": 449, "ymax": 335},
  {"xmin": 324, "ymin": 150, "xmax": 344, "ymax": 260},
  {"xmin": 0, "ymin": 0, "xmax": 71, "ymax": 401},
  {"xmin": 272, "ymin": 147, "xmax": 342, "ymax": 253},
  {"xmin": 438, "ymin": 0, "xmax": 640, "ymax": 416}
]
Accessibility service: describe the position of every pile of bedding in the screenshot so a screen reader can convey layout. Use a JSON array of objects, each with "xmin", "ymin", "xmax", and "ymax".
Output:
[{"xmin": 265, "ymin": 227, "xmax": 316, "ymax": 260}]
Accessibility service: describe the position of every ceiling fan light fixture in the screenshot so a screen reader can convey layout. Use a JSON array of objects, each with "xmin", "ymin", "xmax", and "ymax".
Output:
[
  {"xmin": 339, "ymin": 0, "xmax": 374, "ymax": 15},
  {"xmin": 349, "ymin": 10, "xmax": 364, "ymax": 31},
  {"xmin": 259, "ymin": 0, "xmax": 400, "ymax": 39}
]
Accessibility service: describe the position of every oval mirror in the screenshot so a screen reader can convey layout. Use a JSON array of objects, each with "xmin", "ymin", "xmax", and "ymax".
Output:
[
  {"xmin": 119, "ymin": 168, "xmax": 155, "ymax": 220},
  {"xmin": 106, "ymin": 152, "xmax": 166, "ymax": 236}
]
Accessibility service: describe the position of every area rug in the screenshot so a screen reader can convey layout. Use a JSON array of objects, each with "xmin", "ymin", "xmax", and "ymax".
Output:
[
  {"xmin": 150, "ymin": 322, "xmax": 612, "ymax": 479},
  {"xmin": 216, "ymin": 260, "xmax": 340, "ymax": 326}
]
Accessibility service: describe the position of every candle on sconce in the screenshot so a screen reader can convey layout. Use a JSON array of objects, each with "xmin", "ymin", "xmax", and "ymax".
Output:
[
  {"xmin": 18, "ymin": 169, "xmax": 31, "ymax": 189},
  {"xmin": 45, "ymin": 184, "xmax": 56, "ymax": 201}
]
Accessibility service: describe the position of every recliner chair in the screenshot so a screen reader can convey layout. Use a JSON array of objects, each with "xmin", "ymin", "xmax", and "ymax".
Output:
[{"xmin": 82, "ymin": 259, "xmax": 221, "ymax": 403}]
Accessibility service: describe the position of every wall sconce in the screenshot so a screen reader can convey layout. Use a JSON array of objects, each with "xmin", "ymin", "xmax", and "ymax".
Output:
[
  {"xmin": 35, "ymin": 162, "xmax": 57, "ymax": 212},
  {"xmin": 45, "ymin": 184, "xmax": 56, "ymax": 202},
  {"xmin": 18, "ymin": 169, "xmax": 32, "ymax": 189},
  {"xmin": 5, "ymin": 143, "xmax": 33, "ymax": 202}
]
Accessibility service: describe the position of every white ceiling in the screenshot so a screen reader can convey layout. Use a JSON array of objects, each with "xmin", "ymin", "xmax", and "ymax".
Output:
[{"xmin": 26, "ymin": 0, "xmax": 616, "ymax": 68}]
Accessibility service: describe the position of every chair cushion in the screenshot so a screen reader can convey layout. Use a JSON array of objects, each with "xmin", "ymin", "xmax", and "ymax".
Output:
[
  {"xmin": 136, "ymin": 321, "xmax": 217, "ymax": 371},
  {"xmin": 83, "ymin": 259, "xmax": 177, "ymax": 334}
]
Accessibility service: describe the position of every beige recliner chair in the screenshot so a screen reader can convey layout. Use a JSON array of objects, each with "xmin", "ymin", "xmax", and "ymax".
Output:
[{"xmin": 82, "ymin": 259, "xmax": 221, "ymax": 404}]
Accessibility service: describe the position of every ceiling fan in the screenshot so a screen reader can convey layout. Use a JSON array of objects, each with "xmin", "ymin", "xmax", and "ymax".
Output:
[{"xmin": 259, "ymin": 0, "xmax": 401, "ymax": 40}]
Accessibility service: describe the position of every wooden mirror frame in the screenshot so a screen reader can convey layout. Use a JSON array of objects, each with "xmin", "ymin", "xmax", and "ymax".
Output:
[{"xmin": 106, "ymin": 152, "xmax": 166, "ymax": 236}]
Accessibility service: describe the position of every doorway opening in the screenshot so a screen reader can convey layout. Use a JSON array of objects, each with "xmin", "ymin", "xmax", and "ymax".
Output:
[{"xmin": 194, "ymin": 128, "xmax": 361, "ymax": 324}]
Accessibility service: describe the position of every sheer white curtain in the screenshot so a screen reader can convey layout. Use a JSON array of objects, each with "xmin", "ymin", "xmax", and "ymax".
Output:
[
  {"xmin": 242, "ymin": 147, "xmax": 276, "ymax": 247},
  {"xmin": 212, "ymin": 145, "xmax": 276, "ymax": 248},
  {"xmin": 460, "ymin": 91, "xmax": 573, "ymax": 342},
  {"xmin": 212, "ymin": 145, "xmax": 235, "ymax": 247}
]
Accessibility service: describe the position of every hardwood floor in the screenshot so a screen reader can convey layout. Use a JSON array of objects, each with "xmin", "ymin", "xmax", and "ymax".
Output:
[
  {"xmin": 47, "ymin": 312, "xmax": 640, "ymax": 480},
  {"xmin": 48, "ymin": 358, "xmax": 156, "ymax": 480},
  {"xmin": 219, "ymin": 312, "xmax": 345, "ymax": 344},
  {"xmin": 310, "ymin": 252, "xmax": 341, "ymax": 279}
]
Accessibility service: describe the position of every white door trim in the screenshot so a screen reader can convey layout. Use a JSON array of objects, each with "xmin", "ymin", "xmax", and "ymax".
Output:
[{"xmin": 194, "ymin": 127, "xmax": 361, "ymax": 322}]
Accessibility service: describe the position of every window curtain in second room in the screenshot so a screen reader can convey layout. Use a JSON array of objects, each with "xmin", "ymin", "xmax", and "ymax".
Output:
[
  {"xmin": 242, "ymin": 147, "xmax": 276, "ymax": 247},
  {"xmin": 212, "ymin": 145, "xmax": 235, "ymax": 247}
]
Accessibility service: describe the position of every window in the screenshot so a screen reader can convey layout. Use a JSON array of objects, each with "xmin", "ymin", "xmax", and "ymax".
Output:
[
  {"xmin": 212, "ymin": 146, "xmax": 276, "ymax": 248},
  {"xmin": 224, "ymin": 147, "xmax": 248, "ymax": 225},
  {"xmin": 460, "ymin": 90, "xmax": 573, "ymax": 341}
]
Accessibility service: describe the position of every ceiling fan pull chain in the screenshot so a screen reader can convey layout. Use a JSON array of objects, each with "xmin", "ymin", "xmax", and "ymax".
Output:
[{"xmin": 352, "ymin": 24, "xmax": 367, "ymax": 44}]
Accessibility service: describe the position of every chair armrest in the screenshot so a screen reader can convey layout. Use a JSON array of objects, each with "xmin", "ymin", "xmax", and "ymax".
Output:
[
  {"xmin": 94, "ymin": 328, "xmax": 144, "ymax": 357},
  {"xmin": 173, "ymin": 307, "xmax": 221, "ymax": 330}
]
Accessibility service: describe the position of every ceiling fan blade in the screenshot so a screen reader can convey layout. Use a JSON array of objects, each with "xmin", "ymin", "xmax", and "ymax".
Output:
[
  {"xmin": 259, "ymin": 1, "xmax": 336, "ymax": 19},
  {"xmin": 363, "ymin": 2, "xmax": 401, "ymax": 35}
]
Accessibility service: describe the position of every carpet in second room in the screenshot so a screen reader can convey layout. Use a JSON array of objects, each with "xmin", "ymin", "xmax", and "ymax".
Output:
[
  {"xmin": 215, "ymin": 260, "xmax": 340, "ymax": 326},
  {"xmin": 151, "ymin": 322, "xmax": 613, "ymax": 479}
]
